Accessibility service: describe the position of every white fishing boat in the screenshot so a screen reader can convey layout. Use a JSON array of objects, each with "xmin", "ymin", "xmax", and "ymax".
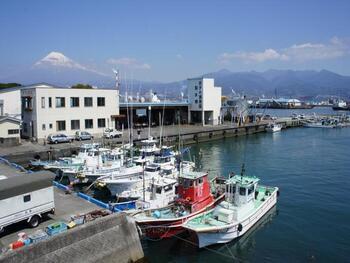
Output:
[
  {"xmin": 184, "ymin": 172, "xmax": 278, "ymax": 248},
  {"xmin": 265, "ymin": 123, "xmax": 282, "ymax": 133},
  {"xmin": 95, "ymin": 165, "xmax": 146, "ymax": 196},
  {"xmin": 118, "ymin": 177, "xmax": 178, "ymax": 210}
]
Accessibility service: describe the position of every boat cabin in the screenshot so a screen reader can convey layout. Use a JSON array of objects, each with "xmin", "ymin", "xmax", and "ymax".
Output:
[
  {"xmin": 177, "ymin": 172, "xmax": 213, "ymax": 209},
  {"xmin": 225, "ymin": 175, "xmax": 259, "ymax": 207}
]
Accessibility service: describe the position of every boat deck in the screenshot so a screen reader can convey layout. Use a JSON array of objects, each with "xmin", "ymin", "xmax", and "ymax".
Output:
[{"xmin": 185, "ymin": 186, "xmax": 274, "ymax": 229}]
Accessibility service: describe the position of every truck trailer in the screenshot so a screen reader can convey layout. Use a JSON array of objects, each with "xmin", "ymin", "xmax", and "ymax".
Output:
[{"xmin": 0, "ymin": 171, "xmax": 55, "ymax": 232}]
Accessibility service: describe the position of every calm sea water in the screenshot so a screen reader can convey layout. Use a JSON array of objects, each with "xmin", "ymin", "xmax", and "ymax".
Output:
[{"xmin": 143, "ymin": 125, "xmax": 350, "ymax": 262}]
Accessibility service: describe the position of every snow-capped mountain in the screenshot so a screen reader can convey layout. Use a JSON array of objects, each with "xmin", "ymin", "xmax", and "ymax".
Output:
[
  {"xmin": 34, "ymin": 51, "xmax": 88, "ymax": 70},
  {"xmin": 2, "ymin": 52, "xmax": 113, "ymax": 87}
]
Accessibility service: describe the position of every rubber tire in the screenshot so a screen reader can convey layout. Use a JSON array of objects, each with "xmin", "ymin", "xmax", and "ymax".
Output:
[
  {"xmin": 28, "ymin": 215, "xmax": 40, "ymax": 228},
  {"xmin": 54, "ymin": 140, "xmax": 58, "ymax": 144},
  {"xmin": 109, "ymin": 135, "xmax": 113, "ymax": 139}
]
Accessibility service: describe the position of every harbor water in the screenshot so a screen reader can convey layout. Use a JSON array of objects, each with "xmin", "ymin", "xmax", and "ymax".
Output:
[{"xmin": 143, "ymin": 125, "xmax": 350, "ymax": 262}]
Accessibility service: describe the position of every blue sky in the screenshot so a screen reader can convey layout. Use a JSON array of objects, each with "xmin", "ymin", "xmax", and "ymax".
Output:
[{"xmin": 1, "ymin": 0, "xmax": 350, "ymax": 82}]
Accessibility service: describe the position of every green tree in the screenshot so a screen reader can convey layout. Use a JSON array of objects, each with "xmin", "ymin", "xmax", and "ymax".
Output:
[
  {"xmin": 0, "ymin": 83, "xmax": 21, "ymax": 89},
  {"xmin": 71, "ymin": 83, "xmax": 93, "ymax": 89}
]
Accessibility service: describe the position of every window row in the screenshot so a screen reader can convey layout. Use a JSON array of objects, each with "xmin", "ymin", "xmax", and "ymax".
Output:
[
  {"xmin": 41, "ymin": 97, "xmax": 105, "ymax": 109},
  {"xmin": 41, "ymin": 118, "xmax": 107, "ymax": 131}
]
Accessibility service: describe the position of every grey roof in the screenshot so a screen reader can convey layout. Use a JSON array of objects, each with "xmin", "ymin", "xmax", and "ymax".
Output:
[
  {"xmin": 0, "ymin": 171, "xmax": 55, "ymax": 200},
  {"xmin": 0, "ymin": 116, "xmax": 21, "ymax": 124}
]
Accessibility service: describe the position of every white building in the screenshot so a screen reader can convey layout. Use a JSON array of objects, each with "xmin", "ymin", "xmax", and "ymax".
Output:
[
  {"xmin": 21, "ymin": 85, "xmax": 119, "ymax": 140},
  {"xmin": 187, "ymin": 78, "xmax": 222, "ymax": 125},
  {"xmin": 0, "ymin": 116, "xmax": 21, "ymax": 146},
  {"xmin": 0, "ymin": 87, "xmax": 23, "ymax": 119}
]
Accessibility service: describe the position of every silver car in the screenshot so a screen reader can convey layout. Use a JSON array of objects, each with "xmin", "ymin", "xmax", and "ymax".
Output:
[
  {"xmin": 75, "ymin": 131, "xmax": 94, "ymax": 141},
  {"xmin": 47, "ymin": 134, "xmax": 74, "ymax": 144}
]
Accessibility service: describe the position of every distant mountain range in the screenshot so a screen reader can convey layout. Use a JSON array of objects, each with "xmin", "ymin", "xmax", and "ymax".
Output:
[{"xmin": 1, "ymin": 52, "xmax": 350, "ymax": 99}]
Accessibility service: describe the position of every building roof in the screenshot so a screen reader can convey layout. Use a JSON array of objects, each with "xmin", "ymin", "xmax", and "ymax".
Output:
[
  {"xmin": 0, "ymin": 171, "xmax": 55, "ymax": 200},
  {"xmin": 120, "ymin": 101, "xmax": 190, "ymax": 108},
  {"xmin": 0, "ymin": 115, "xmax": 21, "ymax": 124}
]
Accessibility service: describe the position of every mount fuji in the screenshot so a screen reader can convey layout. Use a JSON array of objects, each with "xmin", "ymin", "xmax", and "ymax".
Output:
[{"xmin": 2, "ymin": 52, "xmax": 114, "ymax": 87}]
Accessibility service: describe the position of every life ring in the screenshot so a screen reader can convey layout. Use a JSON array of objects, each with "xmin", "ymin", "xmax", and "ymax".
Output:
[{"xmin": 237, "ymin": 223, "xmax": 243, "ymax": 232}]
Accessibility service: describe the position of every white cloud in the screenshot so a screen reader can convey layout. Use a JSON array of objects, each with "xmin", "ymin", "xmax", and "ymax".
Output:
[
  {"xmin": 219, "ymin": 49, "xmax": 289, "ymax": 64},
  {"xmin": 219, "ymin": 37, "xmax": 350, "ymax": 64},
  {"xmin": 176, "ymin": 54, "xmax": 183, "ymax": 60},
  {"xmin": 107, "ymin": 57, "xmax": 151, "ymax": 70}
]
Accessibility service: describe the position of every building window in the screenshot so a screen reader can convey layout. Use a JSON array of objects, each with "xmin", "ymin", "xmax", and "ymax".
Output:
[
  {"xmin": 84, "ymin": 97, "xmax": 93, "ymax": 107},
  {"xmin": 55, "ymin": 97, "xmax": 65, "ymax": 108},
  {"xmin": 23, "ymin": 123, "xmax": 27, "ymax": 133},
  {"xmin": 41, "ymin": 97, "xmax": 45, "ymax": 108},
  {"xmin": 199, "ymin": 100, "xmax": 202, "ymax": 103},
  {"xmin": 97, "ymin": 97, "xmax": 105, "ymax": 107},
  {"xmin": 8, "ymin": 129, "xmax": 19, "ymax": 135},
  {"xmin": 195, "ymin": 93, "xmax": 197, "ymax": 97},
  {"xmin": 98, "ymin": 118, "xmax": 106, "ymax": 128},
  {"xmin": 42, "ymin": 124, "xmax": 46, "ymax": 131},
  {"xmin": 22, "ymin": 97, "xmax": 32, "ymax": 111},
  {"xmin": 49, "ymin": 97, "xmax": 52, "ymax": 108},
  {"xmin": 199, "ymin": 95, "xmax": 202, "ymax": 99},
  {"xmin": 70, "ymin": 97, "xmax": 80, "ymax": 107},
  {"xmin": 199, "ymin": 81, "xmax": 202, "ymax": 85},
  {"xmin": 195, "ymin": 100, "xmax": 198, "ymax": 104},
  {"xmin": 71, "ymin": 120, "xmax": 80, "ymax": 130},
  {"xmin": 195, "ymin": 85, "xmax": 198, "ymax": 90},
  {"xmin": 85, "ymin": 119, "xmax": 93, "ymax": 129},
  {"xmin": 49, "ymin": 123, "xmax": 53, "ymax": 129},
  {"xmin": 23, "ymin": 194, "xmax": 31, "ymax": 202},
  {"xmin": 56, "ymin": 120, "xmax": 66, "ymax": 131}
]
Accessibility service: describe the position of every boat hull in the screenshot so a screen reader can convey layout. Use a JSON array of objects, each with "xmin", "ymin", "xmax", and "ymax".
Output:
[
  {"xmin": 194, "ymin": 191, "xmax": 277, "ymax": 248},
  {"xmin": 136, "ymin": 195, "xmax": 224, "ymax": 239}
]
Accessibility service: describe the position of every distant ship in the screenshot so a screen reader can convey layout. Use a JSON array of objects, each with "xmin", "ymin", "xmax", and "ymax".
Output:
[{"xmin": 332, "ymin": 101, "xmax": 350, "ymax": 111}]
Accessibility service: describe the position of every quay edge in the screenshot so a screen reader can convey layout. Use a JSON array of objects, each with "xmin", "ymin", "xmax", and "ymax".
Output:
[
  {"xmin": 0, "ymin": 213, "xmax": 144, "ymax": 263},
  {"xmin": 1, "ymin": 119, "xmax": 301, "ymax": 166}
]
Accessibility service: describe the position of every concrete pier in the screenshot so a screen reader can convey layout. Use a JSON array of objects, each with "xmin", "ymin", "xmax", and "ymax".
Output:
[
  {"xmin": 0, "ymin": 119, "xmax": 301, "ymax": 166},
  {"xmin": 0, "ymin": 213, "xmax": 144, "ymax": 263}
]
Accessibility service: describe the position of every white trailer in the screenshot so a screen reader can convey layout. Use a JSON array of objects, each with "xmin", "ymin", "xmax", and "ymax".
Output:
[{"xmin": 0, "ymin": 171, "xmax": 55, "ymax": 232}]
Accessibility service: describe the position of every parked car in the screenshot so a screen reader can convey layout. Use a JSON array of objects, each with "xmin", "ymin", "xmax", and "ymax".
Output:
[
  {"xmin": 47, "ymin": 134, "xmax": 74, "ymax": 144},
  {"xmin": 103, "ymin": 128, "xmax": 123, "ymax": 139},
  {"xmin": 75, "ymin": 131, "xmax": 93, "ymax": 141}
]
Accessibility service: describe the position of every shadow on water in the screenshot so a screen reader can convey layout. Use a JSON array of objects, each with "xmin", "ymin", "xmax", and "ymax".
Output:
[{"xmin": 142, "ymin": 206, "xmax": 278, "ymax": 263}]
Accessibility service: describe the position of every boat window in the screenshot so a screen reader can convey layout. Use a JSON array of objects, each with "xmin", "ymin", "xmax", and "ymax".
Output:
[
  {"xmin": 23, "ymin": 194, "xmax": 31, "ymax": 202},
  {"xmin": 239, "ymin": 187, "xmax": 246, "ymax": 196},
  {"xmin": 156, "ymin": 186, "xmax": 162, "ymax": 194},
  {"xmin": 164, "ymin": 185, "xmax": 173, "ymax": 192},
  {"xmin": 198, "ymin": 177, "xmax": 203, "ymax": 184},
  {"xmin": 183, "ymin": 179, "xmax": 193, "ymax": 188},
  {"xmin": 248, "ymin": 185, "xmax": 254, "ymax": 195}
]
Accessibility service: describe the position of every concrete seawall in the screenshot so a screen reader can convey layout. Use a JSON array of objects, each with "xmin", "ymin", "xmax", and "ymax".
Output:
[
  {"xmin": 2, "ymin": 120, "xmax": 301, "ymax": 166},
  {"xmin": 0, "ymin": 213, "xmax": 144, "ymax": 263}
]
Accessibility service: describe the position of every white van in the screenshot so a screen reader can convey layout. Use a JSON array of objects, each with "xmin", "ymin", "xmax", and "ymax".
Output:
[{"xmin": 0, "ymin": 171, "xmax": 55, "ymax": 232}]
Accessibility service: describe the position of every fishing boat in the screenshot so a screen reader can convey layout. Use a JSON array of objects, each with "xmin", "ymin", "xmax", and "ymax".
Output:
[
  {"xmin": 265, "ymin": 123, "xmax": 282, "ymax": 133},
  {"xmin": 132, "ymin": 171, "xmax": 224, "ymax": 239},
  {"xmin": 95, "ymin": 165, "xmax": 146, "ymax": 196},
  {"xmin": 303, "ymin": 120, "xmax": 339, "ymax": 128},
  {"xmin": 183, "ymin": 172, "xmax": 279, "ymax": 248}
]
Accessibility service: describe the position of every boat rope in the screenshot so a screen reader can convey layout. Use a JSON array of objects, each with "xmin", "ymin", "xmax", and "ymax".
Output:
[{"xmin": 171, "ymin": 233, "xmax": 243, "ymax": 262}]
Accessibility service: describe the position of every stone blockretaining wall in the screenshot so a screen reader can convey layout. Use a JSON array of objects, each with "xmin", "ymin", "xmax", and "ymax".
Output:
[{"xmin": 0, "ymin": 213, "xmax": 144, "ymax": 263}]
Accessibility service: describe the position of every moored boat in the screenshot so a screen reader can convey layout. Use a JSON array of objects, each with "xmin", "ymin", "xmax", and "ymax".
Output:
[
  {"xmin": 132, "ymin": 171, "xmax": 224, "ymax": 239},
  {"xmin": 183, "ymin": 172, "xmax": 278, "ymax": 248},
  {"xmin": 265, "ymin": 123, "xmax": 282, "ymax": 133}
]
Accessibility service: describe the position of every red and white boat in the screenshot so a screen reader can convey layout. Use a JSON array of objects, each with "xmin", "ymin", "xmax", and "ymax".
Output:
[{"xmin": 132, "ymin": 171, "xmax": 224, "ymax": 239}]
